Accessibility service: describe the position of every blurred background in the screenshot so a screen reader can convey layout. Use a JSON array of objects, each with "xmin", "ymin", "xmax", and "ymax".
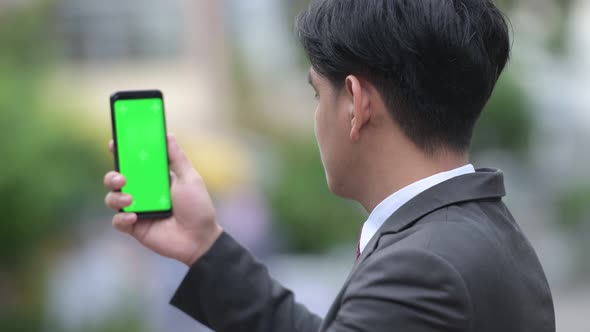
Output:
[{"xmin": 0, "ymin": 0, "xmax": 588, "ymax": 331}]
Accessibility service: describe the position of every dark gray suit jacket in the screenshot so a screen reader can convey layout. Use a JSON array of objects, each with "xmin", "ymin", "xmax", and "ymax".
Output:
[{"xmin": 171, "ymin": 169, "xmax": 555, "ymax": 331}]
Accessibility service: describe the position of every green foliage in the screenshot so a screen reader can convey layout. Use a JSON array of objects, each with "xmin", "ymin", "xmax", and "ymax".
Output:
[
  {"xmin": 0, "ymin": 1, "xmax": 53, "ymax": 67},
  {"xmin": 0, "ymin": 312, "xmax": 42, "ymax": 332},
  {"xmin": 546, "ymin": 0, "xmax": 574, "ymax": 54},
  {"xmin": 556, "ymin": 184, "xmax": 590, "ymax": 279},
  {"xmin": 471, "ymin": 73, "xmax": 533, "ymax": 156},
  {"xmin": 556, "ymin": 185, "xmax": 590, "ymax": 230},
  {"xmin": 269, "ymin": 139, "xmax": 364, "ymax": 253},
  {"xmin": 0, "ymin": 52, "xmax": 108, "ymax": 271},
  {"xmin": 0, "ymin": 2, "xmax": 110, "ymax": 331}
]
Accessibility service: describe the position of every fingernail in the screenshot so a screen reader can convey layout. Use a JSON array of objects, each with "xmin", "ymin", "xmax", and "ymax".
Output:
[
  {"xmin": 119, "ymin": 195, "xmax": 130, "ymax": 204},
  {"xmin": 124, "ymin": 214, "xmax": 135, "ymax": 222},
  {"xmin": 113, "ymin": 175, "xmax": 122, "ymax": 184}
]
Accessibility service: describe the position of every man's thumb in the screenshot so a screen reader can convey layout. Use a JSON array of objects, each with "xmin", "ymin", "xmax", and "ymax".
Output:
[{"xmin": 167, "ymin": 134, "xmax": 194, "ymax": 180}]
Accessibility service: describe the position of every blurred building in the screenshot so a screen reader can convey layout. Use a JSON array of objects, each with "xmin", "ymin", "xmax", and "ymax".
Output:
[{"xmin": 47, "ymin": 0, "xmax": 234, "ymax": 137}]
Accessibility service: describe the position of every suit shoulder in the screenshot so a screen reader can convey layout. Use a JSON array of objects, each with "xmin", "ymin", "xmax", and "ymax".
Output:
[{"xmin": 379, "ymin": 202, "xmax": 514, "ymax": 257}]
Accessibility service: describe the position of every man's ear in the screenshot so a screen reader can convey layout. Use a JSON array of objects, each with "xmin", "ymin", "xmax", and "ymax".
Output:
[{"xmin": 345, "ymin": 75, "xmax": 371, "ymax": 142}]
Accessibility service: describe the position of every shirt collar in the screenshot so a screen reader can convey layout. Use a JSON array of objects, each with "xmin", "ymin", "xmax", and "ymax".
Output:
[{"xmin": 359, "ymin": 164, "xmax": 475, "ymax": 253}]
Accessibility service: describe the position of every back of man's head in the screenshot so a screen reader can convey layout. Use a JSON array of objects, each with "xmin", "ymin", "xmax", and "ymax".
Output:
[{"xmin": 297, "ymin": 0, "xmax": 511, "ymax": 153}]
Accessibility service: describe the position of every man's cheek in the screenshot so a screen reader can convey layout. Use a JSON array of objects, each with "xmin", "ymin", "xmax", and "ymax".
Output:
[{"xmin": 314, "ymin": 108, "xmax": 320, "ymax": 139}]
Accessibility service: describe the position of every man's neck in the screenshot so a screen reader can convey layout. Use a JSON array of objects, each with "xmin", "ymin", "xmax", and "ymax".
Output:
[{"xmin": 356, "ymin": 149, "xmax": 469, "ymax": 213}]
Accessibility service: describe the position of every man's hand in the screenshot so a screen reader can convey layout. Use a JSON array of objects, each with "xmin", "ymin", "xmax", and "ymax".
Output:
[{"xmin": 104, "ymin": 134, "xmax": 223, "ymax": 266}]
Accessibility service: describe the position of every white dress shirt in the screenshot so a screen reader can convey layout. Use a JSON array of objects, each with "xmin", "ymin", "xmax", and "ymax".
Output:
[{"xmin": 359, "ymin": 164, "xmax": 476, "ymax": 254}]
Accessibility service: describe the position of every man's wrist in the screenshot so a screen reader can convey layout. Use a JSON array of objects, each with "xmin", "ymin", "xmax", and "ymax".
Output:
[{"xmin": 183, "ymin": 223, "xmax": 224, "ymax": 266}]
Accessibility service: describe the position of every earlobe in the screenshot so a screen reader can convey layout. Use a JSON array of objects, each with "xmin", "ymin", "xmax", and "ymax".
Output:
[{"xmin": 350, "ymin": 118, "xmax": 359, "ymax": 141}]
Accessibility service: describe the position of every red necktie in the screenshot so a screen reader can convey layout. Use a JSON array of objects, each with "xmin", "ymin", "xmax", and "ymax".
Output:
[{"xmin": 356, "ymin": 228, "xmax": 362, "ymax": 260}]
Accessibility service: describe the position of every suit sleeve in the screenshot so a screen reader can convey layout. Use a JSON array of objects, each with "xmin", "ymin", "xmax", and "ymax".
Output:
[
  {"xmin": 325, "ymin": 248, "xmax": 472, "ymax": 332},
  {"xmin": 170, "ymin": 232, "xmax": 322, "ymax": 332}
]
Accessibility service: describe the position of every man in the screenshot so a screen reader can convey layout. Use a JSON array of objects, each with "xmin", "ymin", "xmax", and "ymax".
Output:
[{"xmin": 104, "ymin": 0, "xmax": 555, "ymax": 331}]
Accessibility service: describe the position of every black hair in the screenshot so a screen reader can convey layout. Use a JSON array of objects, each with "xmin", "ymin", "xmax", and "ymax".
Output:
[{"xmin": 296, "ymin": 0, "xmax": 511, "ymax": 153}]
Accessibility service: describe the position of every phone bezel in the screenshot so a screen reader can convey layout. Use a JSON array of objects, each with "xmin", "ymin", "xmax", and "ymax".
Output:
[{"xmin": 110, "ymin": 90, "xmax": 173, "ymax": 220}]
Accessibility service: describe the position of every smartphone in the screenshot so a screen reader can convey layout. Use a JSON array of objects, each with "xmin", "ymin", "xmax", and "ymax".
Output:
[{"xmin": 110, "ymin": 90, "xmax": 172, "ymax": 220}]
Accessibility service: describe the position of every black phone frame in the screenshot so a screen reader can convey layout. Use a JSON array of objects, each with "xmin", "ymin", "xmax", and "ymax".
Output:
[{"xmin": 110, "ymin": 90, "xmax": 173, "ymax": 220}]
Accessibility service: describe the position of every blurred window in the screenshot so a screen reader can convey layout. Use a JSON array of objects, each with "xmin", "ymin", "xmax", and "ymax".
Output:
[{"xmin": 57, "ymin": 0, "xmax": 184, "ymax": 60}]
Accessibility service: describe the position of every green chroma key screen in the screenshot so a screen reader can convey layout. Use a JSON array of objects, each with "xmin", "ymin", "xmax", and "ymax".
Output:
[{"xmin": 113, "ymin": 97, "xmax": 171, "ymax": 213}]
